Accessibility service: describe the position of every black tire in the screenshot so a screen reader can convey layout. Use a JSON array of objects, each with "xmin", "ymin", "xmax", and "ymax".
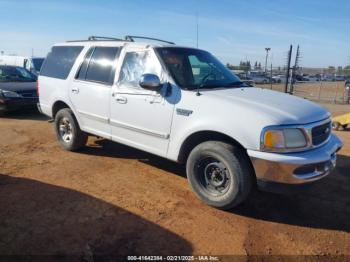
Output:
[
  {"xmin": 186, "ymin": 141, "xmax": 254, "ymax": 210},
  {"xmin": 54, "ymin": 108, "xmax": 88, "ymax": 151},
  {"xmin": 342, "ymin": 124, "xmax": 348, "ymax": 130}
]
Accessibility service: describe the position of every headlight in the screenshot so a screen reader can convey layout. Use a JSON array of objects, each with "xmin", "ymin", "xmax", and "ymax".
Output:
[
  {"xmin": 261, "ymin": 128, "xmax": 308, "ymax": 152},
  {"xmin": 1, "ymin": 90, "xmax": 22, "ymax": 98}
]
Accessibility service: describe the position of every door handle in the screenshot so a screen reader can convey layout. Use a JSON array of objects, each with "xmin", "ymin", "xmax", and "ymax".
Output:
[
  {"xmin": 115, "ymin": 95, "xmax": 127, "ymax": 104},
  {"xmin": 71, "ymin": 87, "xmax": 79, "ymax": 94}
]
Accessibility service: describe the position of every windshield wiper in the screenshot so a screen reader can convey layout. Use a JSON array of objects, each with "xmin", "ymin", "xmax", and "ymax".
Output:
[{"xmin": 223, "ymin": 81, "xmax": 247, "ymax": 87}]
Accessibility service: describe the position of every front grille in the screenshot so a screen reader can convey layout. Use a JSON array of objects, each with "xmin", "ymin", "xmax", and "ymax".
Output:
[{"xmin": 312, "ymin": 121, "xmax": 331, "ymax": 146}]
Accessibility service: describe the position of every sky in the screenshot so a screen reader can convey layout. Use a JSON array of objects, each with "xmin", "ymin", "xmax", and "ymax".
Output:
[{"xmin": 0, "ymin": 0, "xmax": 349, "ymax": 68}]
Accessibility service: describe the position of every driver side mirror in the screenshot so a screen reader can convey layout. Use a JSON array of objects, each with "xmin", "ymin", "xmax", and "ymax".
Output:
[{"xmin": 139, "ymin": 74, "xmax": 162, "ymax": 91}]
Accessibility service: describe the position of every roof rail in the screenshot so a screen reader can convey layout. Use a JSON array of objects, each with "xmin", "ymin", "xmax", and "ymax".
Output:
[
  {"xmin": 66, "ymin": 36, "xmax": 129, "ymax": 43},
  {"xmin": 125, "ymin": 35, "xmax": 175, "ymax": 45},
  {"xmin": 88, "ymin": 36, "xmax": 126, "ymax": 41}
]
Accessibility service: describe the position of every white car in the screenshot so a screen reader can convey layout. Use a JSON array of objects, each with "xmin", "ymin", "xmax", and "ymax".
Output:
[
  {"xmin": 272, "ymin": 75, "xmax": 287, "ymax": 83},
  {"xmin": 38, "ymin": 36, "xmax": 343, "ymax": 210},
  {"xmin": 0, "ymin": 55, "xmax": 45, "ymax": 75},
  {"xmin": 303, "ymin": 75, "xmax": 319, "ymax": 82}
]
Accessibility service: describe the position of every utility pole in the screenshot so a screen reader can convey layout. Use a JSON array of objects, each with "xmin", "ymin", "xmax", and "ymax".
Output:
[
  {"xmin": 290, "ymin": 45, "xmax": 301, "ymax": 94},
  {"xmin": 264, "ymin": 47, "xmax": 271, "ymax": 74},
  {"xmin": 284, "ymin": 45, "xmax": 293, "ymax": 93},
  {"xmin": 270, "ymin": 63, "xmax": 273, "ymax": 89}
]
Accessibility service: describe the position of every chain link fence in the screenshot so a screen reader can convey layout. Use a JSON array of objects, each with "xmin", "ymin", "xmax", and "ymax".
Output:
[
  {"xmin": 240, "ymin": 66, "xmax": 350, "ymax": 104},
  {"xmin": 260, "ymin": 81, "xmax": 350, "ymax": 104}
]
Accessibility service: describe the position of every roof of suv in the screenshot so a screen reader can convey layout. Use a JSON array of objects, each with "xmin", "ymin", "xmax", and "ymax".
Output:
[
  {"xmin": 55, "ymin": 36, "xmax": 193, "ymax": 50},
  {"xmin": 56, "ymin": 40, "xmax": 174, "ymax": 48}
]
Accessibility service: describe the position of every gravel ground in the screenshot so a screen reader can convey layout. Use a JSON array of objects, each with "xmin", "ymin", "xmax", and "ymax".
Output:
[{"xmin": 0, "ymin": 105, "xmax": 349, "ymax": 259}]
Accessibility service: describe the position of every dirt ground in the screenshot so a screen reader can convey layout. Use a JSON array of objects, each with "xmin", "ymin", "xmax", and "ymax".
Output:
[{"xmin": 0, "ymin": 104, "xmax": 350, "ymax": 259}]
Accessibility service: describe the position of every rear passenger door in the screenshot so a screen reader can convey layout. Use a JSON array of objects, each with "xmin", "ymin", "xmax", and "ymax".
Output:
[{"xmin": 69, "ymin": 46, "xmax": 120, "ymax": 138}]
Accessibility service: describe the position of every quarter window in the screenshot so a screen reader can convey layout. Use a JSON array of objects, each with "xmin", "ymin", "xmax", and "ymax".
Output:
[{"xmin": 40, "ymin": 46, "xmax": 83, "ymax": 79}]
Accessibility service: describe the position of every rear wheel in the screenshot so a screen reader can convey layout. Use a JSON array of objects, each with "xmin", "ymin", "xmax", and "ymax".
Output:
[
  {"xmin": 54, "ymin": 108, "xmax": 88, "ymax": 151},
  {"xmin": 186, "ymin": 141, "xmax": 254, "ymax": 210}
]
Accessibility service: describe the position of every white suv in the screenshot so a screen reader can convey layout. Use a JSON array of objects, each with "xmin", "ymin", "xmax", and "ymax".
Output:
[{"xmin": 38, "ymin": 36, "xmax": 342, "ymax": 210}]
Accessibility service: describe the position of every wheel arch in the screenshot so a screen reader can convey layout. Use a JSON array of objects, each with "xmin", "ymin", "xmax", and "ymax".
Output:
[
  {"xmin": 52, "ymin": 100, "xmax": 71, "ymax": 119},
  {"xmin": 177, "ymin": 130, "xmax": 246, "ymax": 164}
]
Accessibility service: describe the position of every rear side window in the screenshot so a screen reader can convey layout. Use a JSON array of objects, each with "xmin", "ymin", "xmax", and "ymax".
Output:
[
  {"xmin": 77, "ymin": 47, "xmax": 119, "ymax": 85},
  {"xmin": 76, "ymin": 48, "xmax": 94, "ymax": 80},
  {"xmin": 40, "ymin": 46, "xmax": 83, "ymax": 79}
]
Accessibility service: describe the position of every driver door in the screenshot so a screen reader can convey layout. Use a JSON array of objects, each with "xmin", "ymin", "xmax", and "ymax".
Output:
[{"xmin": 110, "ymin": 47, "xmax": 175, "ymax": 157}]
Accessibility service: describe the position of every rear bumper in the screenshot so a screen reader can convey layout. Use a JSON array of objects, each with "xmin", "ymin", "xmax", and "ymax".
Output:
[
  {"xmin": 247, "ymin": 134, "xmax": 343, "ymax": 186},
  {"xmin": 0, "ymin": 97, "xmax": 38, "ymax": 112}
]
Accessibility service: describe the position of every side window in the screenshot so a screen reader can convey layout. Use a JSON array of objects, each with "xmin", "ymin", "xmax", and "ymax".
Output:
[
  {"xmin": 40, "ymin": 46, "xmax": 83, "ymax": 79},
  {"xmin": 84, "ymin": 47, "xmax": 120, "ymax": 85},
  {"xmin": 76, "ymin": 47, "xmax": 94, "ymax": 80},
  {"xmin": 119, "ymin": 51, "xmax": 163, "ymax": 89}
]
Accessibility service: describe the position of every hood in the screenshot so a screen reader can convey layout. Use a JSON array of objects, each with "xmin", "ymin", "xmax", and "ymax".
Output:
[
  {"xmin": 205, "ymin": 87, "xmax": 330, "ymax": 125},
  {"xmin": 0, "ymin": 81, "xmax": 36, "ymax": 92}
]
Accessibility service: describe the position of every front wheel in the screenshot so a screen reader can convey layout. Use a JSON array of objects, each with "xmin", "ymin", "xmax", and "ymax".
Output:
[
  {"xmin": 54, "ymin": 108, "xmax": 88, "ymax": 151},
  {"xmin": 186, "ymin": 141, "xmax": 254, "ymax": 210}
]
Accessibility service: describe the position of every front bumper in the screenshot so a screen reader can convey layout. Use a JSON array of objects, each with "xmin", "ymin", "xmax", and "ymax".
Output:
[
  {"xmin": 247, "ymin": 134, "xmax": 343, "ymax": 186},
  {"xmin": 0, "ymin": 97, "xmax": 38, "ymax": 112}
]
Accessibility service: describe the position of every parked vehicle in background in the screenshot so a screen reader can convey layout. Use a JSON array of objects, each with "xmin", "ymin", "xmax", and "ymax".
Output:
[
  {"xmin": 303, "ymin": 75, "xmax": 320, "ymax": 82},
  {"xmin": 249, "ymin": 74, "xmax": 270, "ymax": 84},
  {"xmin": 323, "ymin": 75, "xmax": 335, "ymax": 81},
  {"xmin": 236, "ymin": 72, "xmax": 254, "ymax": 86},
  {"xmin": 295, "ymin": 75, "xmax": 307, "ymax": 82},
  {"xmin": 272, "ymin": 75, "xmax": 287, "ymax": 83},
  {"xmin": 38, "ymin": 36, "xmax": 342, "ymax": 210},
  {"xmin": 335, "ymin": 75, "xmax": 345, "ymax": 81},
  {"xmin": 0, "ymin": 55, "xmax": 45, "ymax": 75},
  {"xmin": 0, "ymin": 65, "xmax": 38, "ymax": 115},
  {"xmin": 345, "ymin": 77, "xmax": 350, "ymax": 89}
]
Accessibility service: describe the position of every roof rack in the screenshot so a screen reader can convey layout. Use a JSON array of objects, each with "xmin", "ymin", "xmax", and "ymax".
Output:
[
  {"xmin": 125, "ymin": 35, "xmax": 175, "ymax": 45},
  {"xmin": 66, "ymin": 35, "xmax": 175, "ymax": 45},
  {"xmin": 88, "ymin": 36, "xmax": 126, "ymax": 41},
  {"xmin": 67, "ymin": 36, "xmax": 128, "ymax": 42}
]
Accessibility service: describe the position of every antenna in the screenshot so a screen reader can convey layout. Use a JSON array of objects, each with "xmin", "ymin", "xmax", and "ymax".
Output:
[{"xmin": 196, "ymin": 12, "xmax": 199, "ymax": 48}]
